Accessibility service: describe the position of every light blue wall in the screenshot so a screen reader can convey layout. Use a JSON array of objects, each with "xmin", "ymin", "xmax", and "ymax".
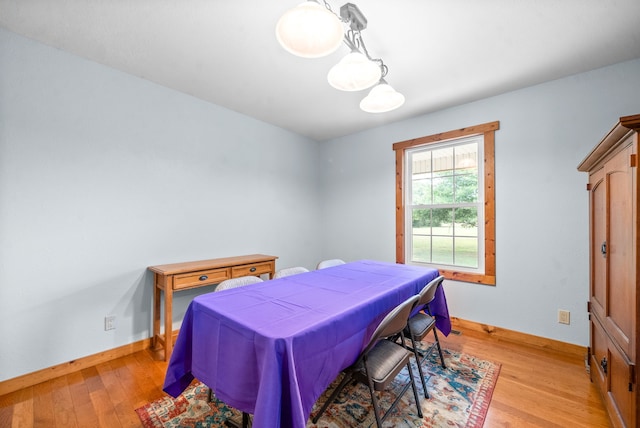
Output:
[
  {"xmin": 0, "ymin": 28, "xmax": 322, "ymax": 381},
  {"xmin": 319, "ymin": 58, "xmax": 640, "ymax": 347}
]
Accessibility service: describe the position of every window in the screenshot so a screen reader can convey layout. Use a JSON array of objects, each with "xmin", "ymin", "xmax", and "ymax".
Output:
[
  {"xmin": 393, "ymin": 121, "xmax": 498, "ymax": 285},
  {"xmin": 408, "ymin": 137, "xmax": 483, "ymax": 269}
]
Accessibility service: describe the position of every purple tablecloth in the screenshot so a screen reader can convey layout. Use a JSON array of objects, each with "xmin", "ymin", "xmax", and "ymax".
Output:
[{"xmin": 163, "ymin": 260, "xmax": 449, "ymax": 428}]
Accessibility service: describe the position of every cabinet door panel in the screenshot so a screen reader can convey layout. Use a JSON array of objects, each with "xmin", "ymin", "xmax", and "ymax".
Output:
[
  {"xmin": 609, "ymin": 341, "xmax": 635, "ymax": 428},
  {"xmin": 590, "ymin": 168, "xmax": 606, "ymax": 322},
  {"xmin": 605, "ymin": 144, "xmax": 634, "ymax": 357},
  {"xmin": 592, "ymin": 314, "xmax": 636, "ymax": 428},
  {"xmin": 590, "ymin": 315, "xmax": 608, "ymax": 392}
]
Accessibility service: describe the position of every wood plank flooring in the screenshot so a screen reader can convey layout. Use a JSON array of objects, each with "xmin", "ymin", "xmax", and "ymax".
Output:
[{"xmin": 0, "ymin": 324, "xmax": 611, "ymax": 427}]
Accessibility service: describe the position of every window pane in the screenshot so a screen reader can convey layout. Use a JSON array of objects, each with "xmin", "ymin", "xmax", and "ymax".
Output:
[
  {"xmin": 454, "ymin": 173, "xmax": 478, "ymax": 203},
  {"xmin": 432, "ymin": 147, "xmax": 453, "ymax": 176},
  {"xmin": 431, "ymin": 208, "xmax": 452, "ymax": 230},
  {"xmin": 433, "ymin": 176, "xmax": 454, "ymax": 204},
  {"xmin": 412, "ymin": 235, "xmax": 431, "ymax": 262},
  {"xmin": 432, "ymin": 236, "xmax": 453, "ymax": 265},
  {"xmin": 454, "ymin": 207, "xmax": 478, "ymax": 236},
  {"xmin": 412, "ymin": 151, "xmax": 432, "ymax": 174},
  {"xmin": 455, "ymin": 237, "xmax": 478, "ymax": 268},
  {"xmin": 412, "ymin": 208, "xmax": 431, "ymax": 262},
  {"xmin": 412, "ymin": 208, "xmax": 432, "ymax": 229},
  {"xmin": 412, "ymin": 178, "xmax": 432, "ymax": 205},
  {"xmin": 454, "ymin": 142, "xmax": 478, "ymax": 171}
]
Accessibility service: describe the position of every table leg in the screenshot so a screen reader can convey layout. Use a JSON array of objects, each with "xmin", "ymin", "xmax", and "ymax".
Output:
[
  {"xmin": 164, "ymin": 283, "xmax": 173, "ymax": 361},
  {"xmin": 152, "ymin": 277, "xmax": 161, "ymax": 349}
]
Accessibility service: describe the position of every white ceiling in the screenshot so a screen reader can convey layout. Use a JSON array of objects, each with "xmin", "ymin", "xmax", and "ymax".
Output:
[{"xmin": 2, "ymin": 0, "xmax": 640, "ymax": 141}]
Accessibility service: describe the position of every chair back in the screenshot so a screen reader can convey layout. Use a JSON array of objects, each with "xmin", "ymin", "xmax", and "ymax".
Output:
[
  {"xmin": 316, "ymin": 259, "xmax": 346, "ymax": 269},
  {"xmin": 274, "ymin": 266, "xmax": 309, "ymax": 279},
  {"xmin": 362, "ymin": 294, "xmax": 420, "ymax": 355},
  {"xmin": 418, "ymin": 275, "xmax": 444, "ymax": 307},
  {"xmin": 216, "ymin": 276, "xmax": 263, "ymax": 291}
]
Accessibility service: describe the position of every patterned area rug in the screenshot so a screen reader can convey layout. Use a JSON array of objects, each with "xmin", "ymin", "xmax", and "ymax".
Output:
[{"xmin": 136, "ymin": 346, "xmax": 500, "ymax": 428}]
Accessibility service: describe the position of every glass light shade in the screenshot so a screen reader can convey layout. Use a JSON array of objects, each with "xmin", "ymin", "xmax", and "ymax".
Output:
[
  {"xmin": 276, "ymin": 1, "xmax": 344, "ymax": 58},
  {"xmin": 360, "ymin": 82, "xmax": 405, "ymax": 113},
  {"xmin": 327, "ymin": 51, "xmax": 382, "ymax": 91}
]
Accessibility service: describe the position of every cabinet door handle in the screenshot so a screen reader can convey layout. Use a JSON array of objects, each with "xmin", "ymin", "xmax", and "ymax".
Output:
[
  {"xmin": 600, "ymin": 357, "xmax": 607, "ymax": 375},
  {"xmin": 199, "ymin": 275, "xmax": 208, "ymax": 281},
  {"xmin": 601, "ymin": 241, "xmax": 607, "ymax": 257}
]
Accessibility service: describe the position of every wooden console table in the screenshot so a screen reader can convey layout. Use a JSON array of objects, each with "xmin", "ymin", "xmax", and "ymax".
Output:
[{"xmin": 148, "ymin": 254, "xmax": 278, "ymax": 360}]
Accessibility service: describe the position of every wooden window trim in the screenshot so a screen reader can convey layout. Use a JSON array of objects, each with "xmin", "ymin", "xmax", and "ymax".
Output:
[{"xmin": 393, "ymin": 121, "xmax": 499, "ymax": 285}]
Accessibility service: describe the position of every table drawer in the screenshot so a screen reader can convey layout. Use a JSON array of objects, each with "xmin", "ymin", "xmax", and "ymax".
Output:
[
  {"xmin": 174, "ymin": 268, "xmax": 230, "ymax": 290},
  {"xmin": 232, "ymin": 261, "xmax": 274, "ymax": 277}
]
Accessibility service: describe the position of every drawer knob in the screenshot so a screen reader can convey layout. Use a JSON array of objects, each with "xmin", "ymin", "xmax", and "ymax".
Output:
[
  {"xmin": 250, "ymin": 267, "xmax": 257, "ymax": 272},
  {"xmin": 199, "ymin": 275, "xmax": 208, "ymax": 281}
]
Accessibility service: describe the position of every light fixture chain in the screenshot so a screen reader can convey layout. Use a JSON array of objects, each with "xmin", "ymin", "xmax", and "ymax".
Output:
[
  {"xmin": 321, "ymin": 0, "xmax": 349, "ymax": 23},
  {"xmin": 352, "ymin": 29, "xmax": 388, "ymax": 78},
  {"xmin": 320, "ymin": 0, "xmax": 389, "ymax": 78}
]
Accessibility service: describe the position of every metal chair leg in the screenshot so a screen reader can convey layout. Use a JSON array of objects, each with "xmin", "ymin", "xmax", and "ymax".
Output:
[
  {"xmin": 405, "ymin": 360, "xmax": 423, "ymax": 418},
  {"xmin": 225, "ymin": 412, "xmax": 250, "ymax": 428},
  {"xmin": 408, "ymin": 333, "xmax": 429, "ymax": 399},
  {"xmin": 365, "ymin": 371, "xmax": 384, "ymax": 428},
  {"xmin": 432, "ymin": 328, "xmax": 446, "ymax": 368},
  {"xmin": 426, "ymin": 303, "xmax": 446, "ymax": 368}
]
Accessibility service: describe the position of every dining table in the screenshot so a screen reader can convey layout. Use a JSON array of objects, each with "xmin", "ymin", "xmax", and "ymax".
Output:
[{"xmin": 163, "ymin": 259, "xmax": 450, "ymax": 428}]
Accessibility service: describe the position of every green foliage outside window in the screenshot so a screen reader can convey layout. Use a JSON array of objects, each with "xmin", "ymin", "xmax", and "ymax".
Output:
[{"xmin": 412, "ymin": 170, "xmax": 478, "ymax": 228}]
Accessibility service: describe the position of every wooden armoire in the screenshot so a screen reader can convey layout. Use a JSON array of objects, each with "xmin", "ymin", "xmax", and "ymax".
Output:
[{"xmin": 578, "ymin": 114, "xmax": 640, "ymax": 428}]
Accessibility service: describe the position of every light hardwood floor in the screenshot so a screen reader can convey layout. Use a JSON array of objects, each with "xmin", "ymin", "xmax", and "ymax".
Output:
[{"xmin": 0, "ymin": 324, "xmax": 611, "ymax": 427}]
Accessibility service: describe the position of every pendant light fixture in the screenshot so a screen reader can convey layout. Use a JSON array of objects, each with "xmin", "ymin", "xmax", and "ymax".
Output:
[
  {"xmin": 360, "ymin": 79, "xmax": 405, "ymax": 113},
  {"xmin": 276, "ymin": 1, "xmax": 405, "ymax": 113},
  {"xmin": 327, "ymin": 49, "xmax": 381, "ymax": 91},
  {"xmin": 276, "ymin": 1, "xmax": 344, "ymax": 58}
]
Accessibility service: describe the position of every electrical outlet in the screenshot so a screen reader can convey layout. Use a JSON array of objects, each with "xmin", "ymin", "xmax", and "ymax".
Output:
[
  {"xmin": 105, "ymin": 315, "xmax": 117, "ymax": 331},
  {"xmin": 558, "ymin": 310, "xmax": 570, "ymax": 325}
]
